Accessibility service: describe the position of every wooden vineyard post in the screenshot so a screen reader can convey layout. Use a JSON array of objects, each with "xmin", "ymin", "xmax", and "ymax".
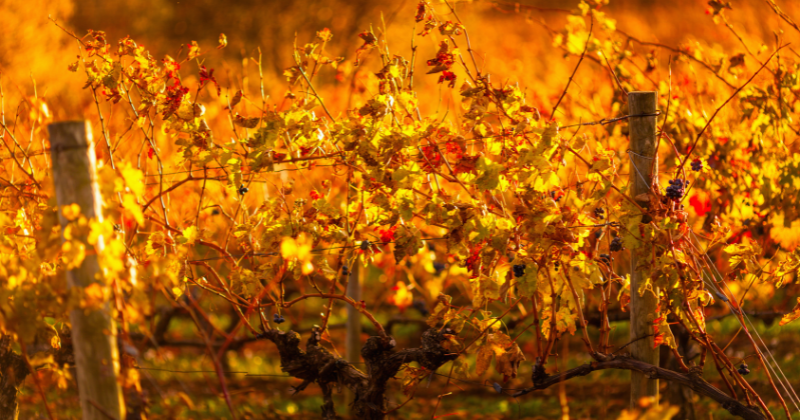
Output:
[
  {"xmin": 48, "ymin": 121, "xmax": 125, "ymax": 420},
  {"xmin": 344, "ymin": 264, "xmax": 362, "ymax": 413},
  {"xmin": 627, "ymin": 92, "xmax": 660, "ymax": 407}
]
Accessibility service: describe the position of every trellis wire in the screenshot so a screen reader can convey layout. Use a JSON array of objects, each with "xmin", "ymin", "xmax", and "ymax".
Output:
[
  {"xmin": 0, "ymin": 111, "xmax": 664, "ymax": 178},
  {"xmin": 187, "ymin": 237, "xmax": 449, "ymax": 263},
  {"xmin": 688, "ymin": 230, "xmax": 800, "ymax": 413},
  {"xmin": 628, "ymin": 150, "xmax": 800, "ymax": 413}
]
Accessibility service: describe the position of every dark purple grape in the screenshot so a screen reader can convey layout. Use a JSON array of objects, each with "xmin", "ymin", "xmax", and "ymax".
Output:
[
  {"xmin": 360, "ymin": 240, "xmax": 371, "ymax": 251},
  {"xmin": 412, "ymin": 299, "xmax": 429, "ymax": 316},
  {"xmin": 238, "ymin": 184, "xmax": 249, "ymax": 195},
  {"xmin": 691, "ymin": 159, "xmax": 703, "ymax": 172},
  {"xmin": 610, "ymin": 236, "xmax": 623, "ymax": 252},
  {"xmin": 665, "ymin": 179, "xmax": 688, "ymax": 201},
  {"xmin": 738, "ymin": 363, "xmax": 750, "ymax": 376},
  {"xmin": 594, "ymin": 207, "xmax": 605, "ymax": 219},
  {"xmin": 512, "ymin": 264, "xmax": 526, "ymax": 278},
  {"xmin": 273, "ymin": 313, "xmax": 285, "ymax": 324},
  {"xmin": 599, "ymin": 254, "xmax": 611, "ymax": 264},
  {"xmin": 341, "ymin": 265, "xmax": 350, "ymax": 276},
  {"xmin": 433, "ymin": 262, "xmax": 446, "ymax": 274}
]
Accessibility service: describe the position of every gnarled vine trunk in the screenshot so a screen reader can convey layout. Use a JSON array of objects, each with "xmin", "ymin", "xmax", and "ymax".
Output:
[
  {"xmin": 262, "ymin": 327, "xmax": 457, "ymax": 420},
  {"xmin": 0, "ymin": 336, "xmax": 29, "ymax": 420}
]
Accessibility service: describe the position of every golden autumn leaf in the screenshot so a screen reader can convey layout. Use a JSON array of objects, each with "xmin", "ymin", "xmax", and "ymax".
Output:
[
  {"xmin": 81, "ymin": 283, "xmax": 108, "ymax": 310},
  {"xmin": 475, "ymin": 341, "xmax": 494, "ymax": 376},
  {"xmin": 389, "ymin": 281, "xmax": 413, "ymax": 311},
  {"xmin": 187, "ymin": 41, "xmax": 201, "ymax": 59},
  {"xmin": 61, "ymin": 240, "xmax": 86, "ymax": 270},
  {"xmin": 495, "ymin": 342, "xmax": 526, "ymax": 381},
  {"xmin": 780, "ymin": 298, "xmax": 800, "ymax": 326},
  {"xmin": 122, "ymin": 193, "xmax": 144, "ymax": 226},
  {"xmin": 61, "ymin": 203, "xmax": 81, "ymax": 221},
  {"xmin": 179, "ymin": 225, "xmax": 200, "ymax": 245},
  {"xmin": 281, "ymin": 233, "xmax": 314, "ymax": 274},
  {"xmin": 120, "ymin": 162, "xmax": 146, "ymax": 197}
]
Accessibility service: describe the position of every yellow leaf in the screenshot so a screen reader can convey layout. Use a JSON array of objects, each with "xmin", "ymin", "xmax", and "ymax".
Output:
[
  {"xmin": 389, "ymin": 282, "xmax": 414, "ymax": 311},
  {"xmin": 495, "ymin": 342, "xmax": 526, "ymax": 380},
  {"xmin": 302, "ymin": 260, "xmax": 315, "ymax": 275},
  {"xmin": 217, "ymin": 34, "xmax": 227, "ymax": 49},
  {"xmin": 100, "ymin": 238, "xmax": 127, "ymax": 277},
  {"xmin": 122, "ymin": 193, "xmax": 144, "ymax": 225},
  {"xmin": 188, "ymin": 41, "xmax": 201, "ymax": 60},
  {"xmin": 172, "ymin": 287, "xmax": 184, "ymax": 298},
  {"xmin": 180, "ymin": 226, "xmax": 199, "ymax": 245},
  {"xmin": 281, "ymin": 233, "xmax": 312, "ymax": 261},
  {"xmin": 61, "ymin": 241, "xmax": 86, "ymax": 270},
  {"xmin": 475, "ymin": 342, "xmax": 493, "ymax": 376},
  {"xmin": 62, "ymin": 203, "xmax": 81, "ymax": 221},
  {"xmin": 88, "ymin": 219, "xmax": 113, "ymax": 246},
  {"xmin": 82, "ymin": 283, "xmax": 107, "ymax": 309},
  {"xmin": 281, "ymin": 237, "xmax": 298, "ymax": 258},
  {"xmin": 780, "ymin": 298, "xmax": 800, "ymax": 326},
  {"xmin": 121, "ymin": 163, "xmax": 145, "ymax": 197}
]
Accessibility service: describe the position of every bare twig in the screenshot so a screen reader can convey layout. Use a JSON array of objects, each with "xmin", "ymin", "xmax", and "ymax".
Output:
[{"xmin": 552, "ymin": 16, "xmax": 593, "ymax": 119}]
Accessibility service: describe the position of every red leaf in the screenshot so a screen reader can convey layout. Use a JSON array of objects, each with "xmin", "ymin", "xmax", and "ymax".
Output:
[
  {"xmin": 377, "ymin": 226, "xmax": 397, "ymax": 243},
  {"xmin": 653, "ymin": 332, "xmax": 665, "ymax": 349},
  {"xmin": 689, "ymin": 194, "xmax": 711, "ymax": 216},
  {"xmin": 147, "ymin": 147, "xmax": 155, "ymax": 160}
]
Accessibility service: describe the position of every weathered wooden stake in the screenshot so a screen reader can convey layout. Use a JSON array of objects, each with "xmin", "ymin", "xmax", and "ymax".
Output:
[
  {"xmin": 627, "ymin": 92, "xmax": 660, "ymax": 407},
  {"xmin": 48, "ymin": 121, "xmax": 125, "ymax": 420}
]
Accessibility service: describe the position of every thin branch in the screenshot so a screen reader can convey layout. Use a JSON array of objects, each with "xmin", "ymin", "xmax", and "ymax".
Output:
[
  {"xmin": 552, "ymin": 16, "xmax": 593, "ymax": 119},
  {"xmin": 676, "ymin": 44, "xmax": 787, "ymax": 175},
  {"xmin": 513, "ymin": 354, "xmax": 767, "ymax": 420}
]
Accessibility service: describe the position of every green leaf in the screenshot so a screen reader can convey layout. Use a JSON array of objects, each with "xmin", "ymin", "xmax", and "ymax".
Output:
[
  {"xmin": 475, "ymin": 157, "xmax": 503, "ymax": 190},
  {"xmin": 516, "ymin": 263, "xmax": 539, "ymax": 297}
]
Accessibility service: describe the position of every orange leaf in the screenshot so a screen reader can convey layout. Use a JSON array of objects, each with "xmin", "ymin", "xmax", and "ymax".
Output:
[{"xmin": 780, "ymin": 298, "xmax": 800, "ymax": 326}]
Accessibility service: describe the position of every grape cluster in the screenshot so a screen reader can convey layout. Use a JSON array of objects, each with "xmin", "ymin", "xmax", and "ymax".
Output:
[
  {"xmin": 360, "ymin": 240, "xmax": 372, "ymax": 251},
  {"xmin": 610, "ymin": 236, "xmax": 623, "ymax": 252},
  {"xmin": 238, "ymin": 184, "xmax": 249, "ymax": 195},
  {"xmin": 691, "ymin": 159, "xmax": 703, "ymax": 172},
  {"xmin": 665, "ymin": 179, "xmax": 688, "ymax": 201},
  {"xmin": 433, "ymin": 262, "xmax": 446, "ymax": 275},
  {"xmin": 512, "ymin": 264, "xmax": 526, "ymax": 278},
  {"xmin": 273, "ymin": 313, "xmax": 285, "ymax": 324},
  {"xmin": 341, "ymin": 265, "xmax": 350, "ymax": 276},
  {"xmin": 738, "ymin": 362, "xmax": 750, "ymax": 376},
  {"xmin": 594, "ymin": 207, "xmax": 605, "ymax": 219},
  {"xmin": 412, "ymin": 299, "xmax": 429, "ymax": 316}
]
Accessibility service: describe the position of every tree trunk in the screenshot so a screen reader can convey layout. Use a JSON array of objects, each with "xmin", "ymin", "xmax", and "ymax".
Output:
[{"xmin": 0, "ymin": 336, "xmax": 29, "ymax": 420}]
